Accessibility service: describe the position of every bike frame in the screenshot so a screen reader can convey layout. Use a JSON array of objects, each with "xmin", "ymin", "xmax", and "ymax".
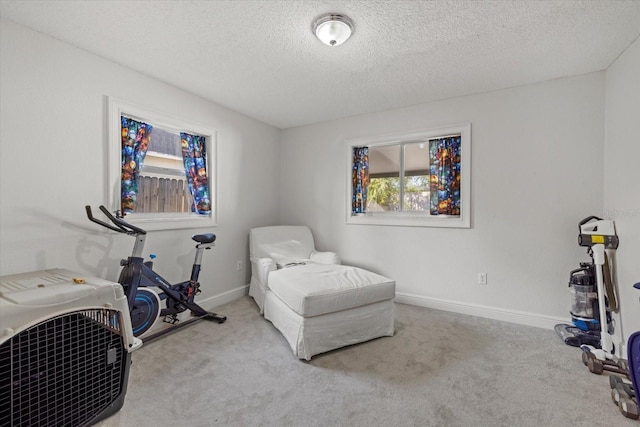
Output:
[
  {"xmin": 85, "ymin": 205, "xmax": 226, "ymax": 339},
  {"xmin": 119, "ymin": 242, "xmax": 213, "ymax": 318}
]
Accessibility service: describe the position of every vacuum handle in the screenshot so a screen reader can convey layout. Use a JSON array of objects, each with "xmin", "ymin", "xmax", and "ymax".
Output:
[{"xmin": 578, "ymin": 215, "xmax": 603, "ymax": 229}]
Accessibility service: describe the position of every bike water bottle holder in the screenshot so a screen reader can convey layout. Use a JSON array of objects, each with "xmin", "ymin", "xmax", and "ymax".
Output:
[{"xmin": 144, "ymin": 254, "xmax": 156, "ymax": 269}]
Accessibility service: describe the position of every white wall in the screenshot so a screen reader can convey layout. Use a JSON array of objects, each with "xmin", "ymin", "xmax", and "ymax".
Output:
[
  {"xmin": 280, "ymin": 73, "xmax": 606, "ymax": 328},
  {"xmin": 0, "ymin": 19, "xmax": 281, "ymax": 307},
  {"xmin": 2, "ymin": 17, "xmax": 634, "ymax": 338},
  {"xmin": 604, "ymin": 37, "xmax": 640, "ymax": 339}
]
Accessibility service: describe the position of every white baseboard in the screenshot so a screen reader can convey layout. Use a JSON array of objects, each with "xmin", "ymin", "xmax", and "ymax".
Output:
[
  {"xmin": 198, "ymin": 287, "xmax": 568, "ymax": 330},
  {"xmin": 199, "ymin": 284, "xmax": 249, "ymax": 311},
  {"xmin": 395, "ymin": 292, "xmax": 568, "ymax": 330}
]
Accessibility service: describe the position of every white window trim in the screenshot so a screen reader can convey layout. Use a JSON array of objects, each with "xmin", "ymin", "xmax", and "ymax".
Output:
[
  {"xmin": 107, "ymin": 97, "xmax": 217, "ymax": 231},
  {"xmin": 345, "ymin": 123, "xmax": 471, "ymax": 228}
]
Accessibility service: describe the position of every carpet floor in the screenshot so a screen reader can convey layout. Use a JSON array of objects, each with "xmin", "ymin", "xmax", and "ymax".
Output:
[{"xmin": 97, "ymin": 296, "xmax": 637, "ymax": 427}]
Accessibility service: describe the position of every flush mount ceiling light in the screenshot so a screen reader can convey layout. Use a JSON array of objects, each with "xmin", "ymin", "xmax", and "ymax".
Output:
[{"xmin": 312, "ymin": 13, "xmax": 354, "ymax": 46}]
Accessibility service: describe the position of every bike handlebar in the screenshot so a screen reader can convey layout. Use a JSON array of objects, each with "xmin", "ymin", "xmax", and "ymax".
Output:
[{"xmin": 85, "ymin": 205, "xmax": 147, "ymax": 235}]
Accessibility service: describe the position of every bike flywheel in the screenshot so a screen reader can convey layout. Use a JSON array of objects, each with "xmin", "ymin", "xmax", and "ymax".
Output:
[{"xmin": 130, "ymin": 287, "xmax": 161, "ymax": 337}]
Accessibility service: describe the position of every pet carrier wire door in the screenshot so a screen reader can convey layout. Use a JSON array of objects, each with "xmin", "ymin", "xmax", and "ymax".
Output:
[{"xmin": 0, "ymin": 269, "xmax": 141, "ymax": 427}]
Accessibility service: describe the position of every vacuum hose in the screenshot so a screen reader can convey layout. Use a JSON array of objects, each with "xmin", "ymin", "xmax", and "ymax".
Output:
[{"xmin": 603, "ymin": 253, "xmax": 618, "ymax": 313}]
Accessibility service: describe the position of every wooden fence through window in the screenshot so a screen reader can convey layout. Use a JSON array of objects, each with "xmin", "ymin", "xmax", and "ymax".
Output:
[{"xmin": 135, "ymin": 176, "xmax": 193, "ymax": 213}]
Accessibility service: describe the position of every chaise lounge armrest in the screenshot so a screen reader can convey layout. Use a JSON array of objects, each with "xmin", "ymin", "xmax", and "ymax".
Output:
[
  {"xmin": 310, "ymin": 250, "xmax": 341, "ymax": 265},
  {"xmin": 250, "ymin": 257, "xmax": 277, "ymax": 286}
]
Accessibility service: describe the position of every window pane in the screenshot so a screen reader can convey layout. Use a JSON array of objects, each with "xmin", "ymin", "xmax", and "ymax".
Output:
[
  {"xmin": 403, "ymin": 142, "xmax": 430, "ymax": 212},
  {"xmin": 367, "ymin": 145, "xmax": 400, "ymax": 212}
]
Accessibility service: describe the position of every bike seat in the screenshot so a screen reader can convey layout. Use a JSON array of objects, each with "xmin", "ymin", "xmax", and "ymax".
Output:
[{"xmin": 192, "ymin": 233, "xmax": 216, "ymax": 244}]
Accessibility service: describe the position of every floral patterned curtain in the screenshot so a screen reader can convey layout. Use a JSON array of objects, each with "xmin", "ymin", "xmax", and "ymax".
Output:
[
  {"xmin": 352, "ymin": 146, "xmax": 369, "ymax": 214},
  {"xmin": 429, "ymin": 136, "xmax": 461, "ymax": 216},
  {"xmin": 121, "ymin": 116, "xmax": 153, "ymax": 215},
  {"xmin": 180, "ymin": 132, "xmax": 211, "ymax": 215}
]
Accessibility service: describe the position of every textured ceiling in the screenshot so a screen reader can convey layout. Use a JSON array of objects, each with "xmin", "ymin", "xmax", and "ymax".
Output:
[{"xmin": 1, "ymin": 0, "xmax": 639, "ymax": 129}]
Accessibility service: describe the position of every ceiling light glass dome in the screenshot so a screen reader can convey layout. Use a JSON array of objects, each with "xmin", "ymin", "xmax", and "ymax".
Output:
[{"xmin": 313, "ymin": 14, "xmax": 354, "ymax": 47}]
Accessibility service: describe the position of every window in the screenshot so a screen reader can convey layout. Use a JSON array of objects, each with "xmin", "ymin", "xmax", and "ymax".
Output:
[
  {"xmin": 347, "ymin": 124, "xmax": 471, "ymax": 228},
  {"xmin": 108, "ymin": 98, "xmax": 217, "ymax": 231}
]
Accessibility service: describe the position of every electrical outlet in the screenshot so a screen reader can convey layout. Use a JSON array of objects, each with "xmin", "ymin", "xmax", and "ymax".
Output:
[
  {"xmin": 477, "ymin": 272, "xmax": 487, "ymax": 285},
  {"xmin": 236, "ymin": 260, "xmax": 243, "ymax": 271}
]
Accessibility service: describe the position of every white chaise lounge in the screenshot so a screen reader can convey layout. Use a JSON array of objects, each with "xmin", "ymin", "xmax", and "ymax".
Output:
[{"xmin": 249, "ymin": 225, "xmax": 395, "ymax": 360}]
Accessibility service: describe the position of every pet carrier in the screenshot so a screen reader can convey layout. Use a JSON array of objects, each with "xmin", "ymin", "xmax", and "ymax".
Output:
[{"xmin": 0, "ymin": 268, "xmax": 141, "ymax": 427}]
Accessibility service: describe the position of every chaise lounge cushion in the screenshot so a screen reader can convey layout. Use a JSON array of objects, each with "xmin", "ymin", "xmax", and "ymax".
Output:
[{"xmin": 267, "ymin": 263, "xmax": 395, "ymax": 317}]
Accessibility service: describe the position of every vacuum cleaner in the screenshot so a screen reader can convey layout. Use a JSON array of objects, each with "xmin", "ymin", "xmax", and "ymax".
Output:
[
  {"xmin": 557, "ymin": 217, "xmax": 639, "ymax": 420},
  {"xmin": 555, "ymin": 216, "xmax": 627, "ymax": 375},
  {"xmin": 576, "ymin": 216, "xmax": 627, "ymax": 375}
]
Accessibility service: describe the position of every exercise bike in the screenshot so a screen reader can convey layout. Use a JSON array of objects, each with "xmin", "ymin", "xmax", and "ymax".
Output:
[{"xmin": 86, "ymin": 205, "xmax": 226, "ymax": 342}]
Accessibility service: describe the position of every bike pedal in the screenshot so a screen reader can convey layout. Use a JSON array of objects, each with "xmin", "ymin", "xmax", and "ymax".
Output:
[{"xmin": 163, "ymin": 315, "xmax": 179, "ymax": 325}]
